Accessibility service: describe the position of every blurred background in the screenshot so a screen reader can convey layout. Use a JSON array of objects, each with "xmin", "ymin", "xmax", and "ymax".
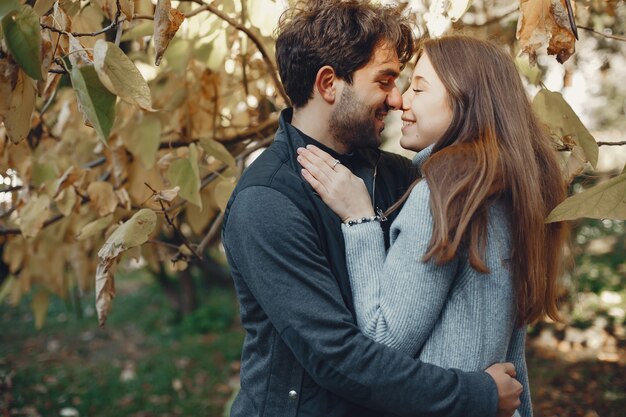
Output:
[{"xmin": 1, "ymin": 0, "xmax": 625, "ymax": 416}]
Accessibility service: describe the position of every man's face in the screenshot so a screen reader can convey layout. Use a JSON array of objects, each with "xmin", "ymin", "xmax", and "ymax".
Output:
[{"xmin": 329, "ymin": 43, "xmax": 402, "ymax": 151}]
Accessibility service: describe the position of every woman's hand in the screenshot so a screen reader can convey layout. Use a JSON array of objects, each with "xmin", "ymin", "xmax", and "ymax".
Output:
[{"xmin": 297, "ymin": 145, "xmax": 375, "ymax": 222}]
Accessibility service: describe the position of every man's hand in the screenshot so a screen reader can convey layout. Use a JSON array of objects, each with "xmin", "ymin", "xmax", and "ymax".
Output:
[{"xmin": 485, "ymin": 362, "xmax": 522, "ymax": 417}]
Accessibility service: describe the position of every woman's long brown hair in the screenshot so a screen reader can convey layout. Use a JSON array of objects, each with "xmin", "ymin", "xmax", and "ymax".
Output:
[{"xmin": 389, "ymin": 36, "xmax": 569, "ymax": 325}]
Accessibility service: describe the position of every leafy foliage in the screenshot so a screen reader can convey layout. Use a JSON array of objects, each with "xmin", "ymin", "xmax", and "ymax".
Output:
[{"xmin": 0, "ymin": 0, "xmax": 624, "ymax": 327}]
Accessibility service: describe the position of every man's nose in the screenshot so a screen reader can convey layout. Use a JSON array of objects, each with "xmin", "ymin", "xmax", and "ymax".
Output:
[{"xmin": 386, "ymin": 85, "xmax": 402, "ymax": 110}]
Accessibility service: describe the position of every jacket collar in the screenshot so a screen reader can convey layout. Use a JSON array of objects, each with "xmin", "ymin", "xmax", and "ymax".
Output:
[{"xmin": 275, "ymin": 108, "xmax": 380, "ymax": 170}]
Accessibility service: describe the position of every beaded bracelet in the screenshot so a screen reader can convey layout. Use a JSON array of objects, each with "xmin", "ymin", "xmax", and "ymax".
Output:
[{"xmin": 343, "ymin": 208, "xmax": 387, "ymax": 227}]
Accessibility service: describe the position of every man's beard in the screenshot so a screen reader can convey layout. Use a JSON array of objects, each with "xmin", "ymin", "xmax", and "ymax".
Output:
[{"xmin": 329, "ymin": 85, "xmax": 382, "ymax": 151}]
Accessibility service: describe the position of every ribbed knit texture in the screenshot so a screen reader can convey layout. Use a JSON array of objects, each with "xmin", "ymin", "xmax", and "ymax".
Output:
[{"xmin": 342, "ymin": 147, "xmax": 532, "ymax": 417}]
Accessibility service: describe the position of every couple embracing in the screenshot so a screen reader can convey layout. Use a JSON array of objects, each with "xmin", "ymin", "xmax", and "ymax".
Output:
[{"xmin": 222, "ymin": 1, "xmax": 568, "ymax": 417}]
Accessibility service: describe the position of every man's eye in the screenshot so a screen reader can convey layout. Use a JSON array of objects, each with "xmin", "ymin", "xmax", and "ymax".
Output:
[{"xmin": 378, "ymin": 80, "xmax": 389, "ymax": 87}]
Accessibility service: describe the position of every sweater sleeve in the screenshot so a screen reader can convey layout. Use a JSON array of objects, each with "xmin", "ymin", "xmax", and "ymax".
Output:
[
  {"xmin": 507, "ymin": 326, "xmax": 533, "ymax": 417},
  {"xmin": 342, "ymin": 180, "xmax": 458, "ymax": 355}
]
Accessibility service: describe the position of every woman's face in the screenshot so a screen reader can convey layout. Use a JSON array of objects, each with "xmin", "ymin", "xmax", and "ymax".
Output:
[{"xmin": 400, "ymin": 52, "xmax": 453, "ymax": 152}]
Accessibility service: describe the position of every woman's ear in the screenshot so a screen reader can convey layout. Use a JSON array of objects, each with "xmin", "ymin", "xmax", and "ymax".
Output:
[{"xmin": 315, "ymin": 65, "xmax": 337, "ymax": 103}]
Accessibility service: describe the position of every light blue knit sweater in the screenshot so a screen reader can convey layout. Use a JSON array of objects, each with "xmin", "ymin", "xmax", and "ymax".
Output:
[{"xmin": 342, "ymin": 147, "xmax": 531, "ymax": 417}]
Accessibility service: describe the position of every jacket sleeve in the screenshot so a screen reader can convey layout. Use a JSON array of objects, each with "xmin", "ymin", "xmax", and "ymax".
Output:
[
  {"xmin": 342, "ymin": 180, "xmax": 456, "ymax": 355},
  {"xmin": 507, "ymin": 326, "xmax": 532, "ymax": 417},
  {"xmin": 223, "ymin": 185, "xmax": 498, "ymax": 417}
]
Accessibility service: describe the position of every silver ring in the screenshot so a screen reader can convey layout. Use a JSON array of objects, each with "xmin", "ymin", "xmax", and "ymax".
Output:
[{"xmin": 332, "ymin": 159, "xmax": 341, "ymax": 170}]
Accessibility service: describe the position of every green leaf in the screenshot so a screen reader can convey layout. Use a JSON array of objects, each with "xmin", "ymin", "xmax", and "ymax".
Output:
[
  {"xmin": 69, "ymin": 64, "xmax": 117, "ymax": 143},
  {"xmin": 2, "ymin": 5, "xmax": 43, "ymax": 80},
  {"xmin": 546, "ymin": 172, "xmax": 626, "ymax": 222},
  {"xmin": 93, "ymin": 40, "xmax": 155, "ymax": 111},
  {"xmin": 167, "ymin": 143, "xmax": 202, "ymax": 208},
  {"xmin": 124, "ymin": 113, "xmax": 162, "ymax": 169},
  {"xmin": 199, "ymin": 137, "xmax": 236, "ymax": 168},
  {"xmin": 121, "ymin": 21, "xmax": 154, "ymax": 41},
  {"xmin": 0, "ymin": 0, "xmax": 20, "ymax": 20},
  {"xmin": 532, "ymin": 89, "xmax": 598, "ymax": 168}
]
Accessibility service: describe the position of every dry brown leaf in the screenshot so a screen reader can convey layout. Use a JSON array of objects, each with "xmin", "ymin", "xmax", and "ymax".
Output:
[
  {"xmin": 0, "ymin": 59, "xmax": 16, "ymax": 122},
  {"xmin": 154, "ymin": 186, "xmax": 180, "ymax": 203},
  {"xmin": 55, "ymin": 186, "xmax": 78, "ymax": 216},
  {"xmin": 119, "ymin": 0, "xmax": 134, "ymax": 22},
  {"xmin": 115, "ymin": 187, "xmax": 132, "ymax": 211},
  {"xmin": 516, "ymin": 0, "xmax": 576, "ymax": 64},
  {"xmin": 2, "ymin": 235, "xmax": 26, "ymax": 274},
  {"xmin": 96, "ymin": 208, "xmax": 156, "ymax": 326},
  {"xmin": 87, "ymin": 181, "xmax": 119, "ymax": 216},
  {"xmin": 18, "ymin": 194, "xmax": 51, "ymax": 239},
  {"xmin": 37, "ymin": 29, "xmax": 55, "ymax": 96},
  {"xmin": 51, "ymin": 166, "xmax": 84, "ymax": 197},
  {"xmin": 153, "ymin": 0, "xmax": 185, "ymax": 66},
  {"xmin": 4, "ymin": 68, "xmax": 36, "ymax": 144}
]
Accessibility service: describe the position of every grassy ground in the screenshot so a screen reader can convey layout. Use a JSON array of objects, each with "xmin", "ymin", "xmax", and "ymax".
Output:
[
  {"xmin": 0, "ymin": 274, "xmax": 243, "ymax": 417},
  {"xmin": 1, "ymin": 274, "xmax": 625, "ymax": 417}
]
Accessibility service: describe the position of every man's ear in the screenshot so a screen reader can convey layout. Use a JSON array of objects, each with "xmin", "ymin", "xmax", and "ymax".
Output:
[{"xmin": 315, "ymin": 65, "xmax": 338, "ymax": 103}]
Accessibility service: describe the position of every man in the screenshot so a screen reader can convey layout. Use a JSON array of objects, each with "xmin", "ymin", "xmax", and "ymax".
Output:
[{"xmin": 222, "ymin": 1, "xmax": 522, "ymax": 416}]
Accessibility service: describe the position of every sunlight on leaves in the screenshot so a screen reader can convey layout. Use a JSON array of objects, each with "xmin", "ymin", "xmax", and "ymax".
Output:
[{"xmin": 94, "ymin": 40, "xmax": 155, "ymax": 111}]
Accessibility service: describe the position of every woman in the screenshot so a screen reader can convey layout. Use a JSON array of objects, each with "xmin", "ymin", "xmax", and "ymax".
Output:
[{"xmin": 296, "ymin": 35, "xmax": 569, "ymax": 417}]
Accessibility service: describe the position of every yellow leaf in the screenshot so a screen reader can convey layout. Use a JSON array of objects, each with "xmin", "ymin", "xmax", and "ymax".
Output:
[
  {"xmin": 123, "ymin": 113, "xmax": 161, "ymax": 169},
  {"xmin": 93, "ymin": 40, "xmax": 155, "ymax": 111},
  {"xmin": 71, "ymin": 5, "xmax": 104, "ymax": 49},
  {"xmin": 153, "ymin": 0, "xmax": 185, "ymax": 66},
  {"xmin": 55, "ymin": 186, "xmax": 77, "ymax": 216},
  {"xmin": 199, "ymin": 137, "xmax": 236, "ymax": 168},
  {"xmin": 166, "ymin": 144, "xmax": 202, "ymax": 208},
  {"xmin": 76, "ymin": 214, "xmax": 114, "ymax": 240},
  {"xmin": 0, "ymin": 276, "xmax": 17, "ymax": 304},
  {"xmin": 4, "ymin": 68, "xmax": 36, "ymax": 144},
  {"xmin": 87, "ymin": 181, "xmax": 118, "ymax": 216},
  {"xmin": 96, "ymin": 208, "xmax": 157, "ymax": 326},
  {"xmin": 18, "ymin": 194, "xmax": 51, "ymax": 239},
  {"xmin": 31, "ymin": 290, "xmax": 50, "ymax": 329},
  {"xmin": 119, "ymin": 0, "xmax": 134, "ymax": 21},
  {"xmin": 214, "ymin": 177, "xmax": 236, "ymax": 212},
  {"xmin": 547, "ymin": 172, "xmax": 626, "ymax": 222},
  {"xmin": 516, "ymin": 0, "xmax": 576, "ymax": 64},
  {"xmin": 2, "ymin": 236, "xmax": 26, "ymax": 273},
  {"xmin": 33, "ymin": 0, "xmax": 56, "ymax": 16},
  {"xmin": 532, "ymin": 89, "xmax": 598, "ymax": 168},
  {"xmin": 186, "ymin": 187, "xmax": 217, "ymax": 235}
]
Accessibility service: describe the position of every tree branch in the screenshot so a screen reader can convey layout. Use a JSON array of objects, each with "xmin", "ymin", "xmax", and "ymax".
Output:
[
  {"xmin": 196, "ymin": 211, "xmax": 224, "ymax": 255},
  {"xmin": 158, "ymin": 115, "xmax": 278, "ymax": 149},
  {"xmin": 577, "ymin": 26, "xmax": 626, "ymax": 42},
  {"xmin": 144, "ymin": 182, "xmax": 202, "ymax": 261},
  {"xmin": 185, "ymin": 0, "xmax": 289, "ymax": 104},
  {"xmin": 41, "ymin": 2, "xmax": 124, "ymax": 38}
]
